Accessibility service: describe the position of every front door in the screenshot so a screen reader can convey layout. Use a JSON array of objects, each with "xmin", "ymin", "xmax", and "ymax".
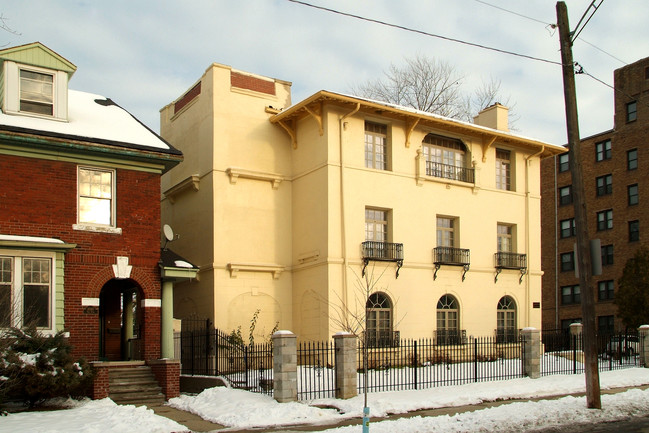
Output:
[{"xmin": 99, "ymin": 279, "xmax": 141, "ymax": 361}]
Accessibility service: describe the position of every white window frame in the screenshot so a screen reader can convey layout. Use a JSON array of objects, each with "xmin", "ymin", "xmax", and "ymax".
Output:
[
  {"xmin": 2, "ymin": 61, "xmax": 68, "ymax": 121},
  {"xmin": 495, "ymin": 148, "xmax": 512, "ymax": 191},
  {"xmin": 73, "ymin": 166, "xmax": 122, "ymax": 234},
  {"xmin": 0, "ymin": 249, "xmax": 56, "ymax": 333}
]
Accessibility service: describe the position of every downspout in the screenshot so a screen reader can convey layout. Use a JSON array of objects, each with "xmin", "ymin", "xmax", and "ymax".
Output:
[
  {"xmin": 553, "ymin": 155, "xmax": 559, "ymax": 329},
  {"xmin": 524, "ymin": 146, "xmax": 544, "ymax": 327},
  {"xmin": 339, "ymin": 103, "xmax": 361, "ymax": 326}
]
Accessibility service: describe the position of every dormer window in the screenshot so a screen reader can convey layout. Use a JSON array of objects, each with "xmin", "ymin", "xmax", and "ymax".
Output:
[{"xmin": 20, "ymin": 68, "xmax": 54, "ymax": 116}]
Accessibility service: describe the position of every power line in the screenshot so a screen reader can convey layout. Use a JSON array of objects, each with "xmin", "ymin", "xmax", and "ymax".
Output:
[
  {"xmin": 571, "ymin": 0, "xmax": 604, "ymax": 43},
  {"xmin": 473, "ymin": 0, "xmax": 625, "ymax": 65},
  {"xmin": 286, "ymin": 0, "xmax": 561, "ymax": 66}
]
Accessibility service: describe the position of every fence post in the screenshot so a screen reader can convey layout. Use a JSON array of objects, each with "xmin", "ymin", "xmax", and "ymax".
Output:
[
  {"xmin": 333, "ymin": 332, "xmax": 358, "ymax": 399},
  {"xmin": 272, "ymin": 330, "xmax": 297, "ymax": 403},
  {"xmin": 569, "ymin": 322, "xmax": 583, "ymax": 373},
  {"xmin": 521, "ymin": 327, "xmax": 540, "ymax": 379},
  {"xmin": 638, "ymin": 325, "xmax": 649, "ymax": 368}
]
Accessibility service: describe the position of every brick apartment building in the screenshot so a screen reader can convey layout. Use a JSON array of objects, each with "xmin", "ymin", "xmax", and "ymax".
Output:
[{"xmin": 541, "ymin": 56, "xmax": 649, "ymax": 333}]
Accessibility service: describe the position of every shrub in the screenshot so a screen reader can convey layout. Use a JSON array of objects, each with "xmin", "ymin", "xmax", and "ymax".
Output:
[{"xmin": 0, "ymin": 327, "xmax": 93, "ymax": 407}]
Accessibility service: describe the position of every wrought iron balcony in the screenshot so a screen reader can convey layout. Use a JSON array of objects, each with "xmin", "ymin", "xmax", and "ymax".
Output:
[
  {"xmin": 433, "ymin": 247, "xmax": 470, "ymax": 281},
  {"xmin": 435, "ymin": 329, "xmax": 467, "ymax": 346},
  {"xmin": 362, "ymin": 241, "xmax": 404, "ymax": 278},
  {"xmin": 364, "ymin": 330, "xmax": 400, "ymax": 348},
  {"xmin": 426, "ymin": 161, "xmax": 475, "ymax": 183},
  {"xmin": 494, "ymin": 252, "xmax": 527, "ymax": 283}
]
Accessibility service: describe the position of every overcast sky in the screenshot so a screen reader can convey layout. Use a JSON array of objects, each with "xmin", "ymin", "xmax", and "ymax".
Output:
[{"xmin": 3, "ymin": 1, "xmax": 648, "ymax": 145}]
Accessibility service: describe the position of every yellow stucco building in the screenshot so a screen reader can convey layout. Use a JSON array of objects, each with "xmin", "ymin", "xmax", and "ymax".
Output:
[{"xmin": 160, "ymin": 63, "xmax": 564, "ymax": 344}]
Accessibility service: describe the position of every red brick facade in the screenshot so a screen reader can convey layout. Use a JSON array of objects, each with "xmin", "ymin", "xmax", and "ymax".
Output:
[
  {"xmin": 0, "ymin": 153, "xmax": 163, "ymax": 361},
  {"xmin": 231, "ymin": 71, "xmax": 276, "ymax": 95},
  {"xmin": 541, "ymin": 56, "xmax": 649, "ymax": 332}
]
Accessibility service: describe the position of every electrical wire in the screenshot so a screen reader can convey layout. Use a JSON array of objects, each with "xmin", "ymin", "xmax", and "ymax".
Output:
[
  {"xmin": 571, "ymin": 0, "xmax": 604, "ymax": 43},
  {"xmin": 576, "ymin": 62, "xmax": 649, "ymax": 110},
  {"xmin": 285, "ymin": 0, "xmax": 561, "ymax": 66}
]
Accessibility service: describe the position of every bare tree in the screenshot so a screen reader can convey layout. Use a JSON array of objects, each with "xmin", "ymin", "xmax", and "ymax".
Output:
[
  {"xmin": 350, "ymin": 54, "xmax": 517, "ymax": 127},
  {"xmin": 0, "ymin": 13, "xmax": 20, "ymax": 47}
]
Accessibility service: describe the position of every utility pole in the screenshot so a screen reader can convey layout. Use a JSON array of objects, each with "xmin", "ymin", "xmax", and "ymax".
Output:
[{"xmin": 556, "ymin": 1, "xmax": 601, "ymax": 409}]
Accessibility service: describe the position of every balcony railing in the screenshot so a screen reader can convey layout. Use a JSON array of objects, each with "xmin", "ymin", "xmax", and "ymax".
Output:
[
  {"xmin": 426, "ymin": 161, "xmax": 475, "ymax": 184},
  {"xmin": 362, "ymin": 241, "xmax": 404, "ymax": 278},
  {"xmin": 435, "ymin": 329, "xmax": 467, "ymax": 346},
  {"xmin": 364, "ymin": 330, "xmax": 400, "ymax": 348},
  {"xmin": 433, "ymin": 247, "xmax": 470, "ymax": 281},
  {"xmin": 494, "ymin": 252, "xmax": 527, "ymax": 284}
]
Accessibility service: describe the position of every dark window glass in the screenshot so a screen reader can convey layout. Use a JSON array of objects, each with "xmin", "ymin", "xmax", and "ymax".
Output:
[
  {"xmin": 595, "ymin": 139, "xmax": 612, "ymax": 161},
  {"xmin": 598, "ymin": 281, "xmax": 614, "ymax": 301},
  {"xmin": 629, "ymin": 220, "xmax": 640, "ymax": 242},
  {"xmin": 562, "ymin": 285, "xmax": 580, "ymax": 305},
  {"xmin": 596, "ymin": 174, "xmax": 612, "ymax": 196},
  {"xmin": 560, "ymin": 252, "xmax": 575, "ymax": 272},
  {"xmin": 597, "ymin": 209, "xmax": 613, "ymax": 231},
  {"xmin": 558, "ymin": 153, "xmax": 570, "ymax": 172},
  {"xmin": 627, "ymin": 149, "xmax": 638, "ymax": 170},
  {"xmin": 601, "ymin": 244, "xmax": 614, "ymax": 266},
  {"xmin": 559, "ymin": 186, "xmax": 572, "ymax": 205},
  {"xmin": 627, "ymin": 101, "xmax": 637, "ymax": 123},
  {"xmin": 628, "ymin": 184, "xmax": 639, "ymax": 206},
  {"xmin": 560, "ymin": 219, "xmax": 576, "ymax": 238}
]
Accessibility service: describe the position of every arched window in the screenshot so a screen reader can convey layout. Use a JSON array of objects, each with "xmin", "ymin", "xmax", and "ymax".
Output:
[
  {"xmin": 366, "ymin": 292, "xmax": 393, "ymax": 347},
  {"xmin": 497, "ymin": 296, "xmax": 517, "ymax": 343},
  {"xmin": 422, "ymin": 134, "xmax": 472, "ymax": 182},
  {"xmin": 436, "ymin": 294, "xmax": 460, "ymax": 345}
]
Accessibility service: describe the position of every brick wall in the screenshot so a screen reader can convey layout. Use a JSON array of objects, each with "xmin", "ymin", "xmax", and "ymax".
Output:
[
  {"xmin": 148, "ymin": 359, "xmax": 180, "ymax": 399},
  {"xmin": 0, "ymin": 153, "xmax": 163, "ymax": 361}
]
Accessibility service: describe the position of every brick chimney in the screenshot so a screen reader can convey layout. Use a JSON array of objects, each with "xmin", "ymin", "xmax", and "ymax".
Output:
[{"xmin": 473, "ymin": 103, "xmax": 509, "ymax": 132}]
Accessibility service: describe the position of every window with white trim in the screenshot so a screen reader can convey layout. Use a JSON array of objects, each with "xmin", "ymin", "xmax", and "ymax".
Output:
[
  {"xmin": 20, "ymin": 69, "xmax": 54, "ymax": 116},
  {"xmin": 364, "ymin": 121, "xmax": 389, "ymax": 170},
  {"xmin": 1, "ymin": 253, "xmax": 54, "ymax": 329},
  {"xmin": 495, "ymin": 149, "xmax": 512, "ymax": 191},
  {"xmin": 78, "ymin": 167, "xmax": 115, "ymax": 227}
]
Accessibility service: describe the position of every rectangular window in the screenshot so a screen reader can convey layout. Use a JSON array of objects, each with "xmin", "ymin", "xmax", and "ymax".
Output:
[
  {"xmin": 0, "ymin": 254, "xmax": 53, "ymax": 329},
  {"xmin": 19, "ymin": 69, "xmax": 54, "ymax": 116},
  {"xmin": 597, "ymin": 315, "xmax": 615, "ymax": 335},
  {"xmin": 558, "ymin": 153, "xmax": 570, "ymax": 172},
  {"xmin": 596, "ymin": 174, "xmax": 612, "ymax": 196},
  {"xmin": 601, "ymin": 244, "xmax": 614, "ymax": 266},
  {"xmin": 365, "ymin": 122, "xmax": 388, "ymax": 170},
  {"xmin": 627, "ymin": 101, "xmax": 637, "ymax": 122},
  {"xmin": 78, "ymin": 167, "xmax": 115, "ymax": 227},
  {"xmin": 561, "ymin": 285, "xmax": 580, "ymax": 305},
  {"xmin": 559, "ymin": 185, "xmax": 572, "ymax": 206},
  {"xmin": 598, "ymin": 280, "xmax": 614, "ymax": 301},
  {"xmin": 629, "ymin": 220, "xmax": 640, "ymax": 242},
  {"xmin": 495, "ymin": 149, "xmax": 511, "ymax": 191},
  {"xmin": 597, "ymin": 209, "xmax": 613, "ymax": 231},
  {"xmin": 436, "ymin": 217, "xmax": 456, "ymax": 247},
  {"xmin": 627, "ymin": 149, "xmax": 638, "ymax": 170},
  {"xmin": 497, "ymin": 224, "xmax": 513, "ymax": 252},
  {"xmin": 365, "ymin": 208, "xmax": 387, "ymax": 242},
  {"xmin": 595, "ymin": 139, "xmax": 612, "ymax": 162},
  {"xmin": 560, "ymin": 252, "xmax": 575, "ymax": 272},
  {"xmin": 628, "ymin": 184, "xmax": 639, "ymax": 206},
  {"xmin": 560, "ymin": 218, "xmax": 576, "ymax": 238}
]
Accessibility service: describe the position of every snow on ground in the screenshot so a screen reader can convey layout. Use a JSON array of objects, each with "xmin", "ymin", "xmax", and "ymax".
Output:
[{"xmin": 3, "ymin": 368, "xmax": 649, "ymax": 433}]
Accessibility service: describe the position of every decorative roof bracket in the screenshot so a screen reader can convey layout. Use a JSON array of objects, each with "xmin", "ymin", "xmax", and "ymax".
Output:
[
  {"xmin": 404, "ymin": 118, "xmax": 420, "ymax": 148},
  {"xmin": 277, "ymin": 119, "xmax": 297, "ymax": 149},
  {"xmin": 481, "ymin": 135, "xmax": 497, "ymax": 162},
  {"xmin": 304, "ymin": 102, "xmax": 324, "ymax": 137}
]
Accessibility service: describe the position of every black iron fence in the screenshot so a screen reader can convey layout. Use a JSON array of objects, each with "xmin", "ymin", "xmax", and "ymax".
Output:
[
  {"xmin": 175, "ymin": 317, "xmax": 273, "ymax": 394},
  {"xmin": 357, "ymin": 335, "xmax": 524, "ymax": 394},
  {"xmin": 362, "ymin": 241, "xmax": 404, "ymax": 261},
  {"xmin": 541, "ymin": 330, "xmax": 640, "ymax": 376},
  {"xmin": 297, "ymin": 340, "xmax": 336, "ymax": 400}
]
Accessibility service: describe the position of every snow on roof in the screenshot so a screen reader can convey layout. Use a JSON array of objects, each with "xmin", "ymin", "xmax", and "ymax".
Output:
[
  {"xmin": 0, "ymin": 234, "xmax": 64, "ymax": 244},
  {"xmin": 0, "ymin": 89, "xmax": 171, "ymax": 150}
]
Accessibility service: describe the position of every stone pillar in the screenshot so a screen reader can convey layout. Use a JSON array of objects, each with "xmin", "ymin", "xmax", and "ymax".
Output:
[
  {"xmin": 638, "ymin": 325, "xmax": 649, "ymax": 368},
  {"xmin": 521, "ymin": 327, "xmax": 540, "ymax": 379},
  {"xmin": 333, "ymin": 332, "xmax": 358, "ymax": 399},
  {"xmin": 161, "ymin": 281, "xmax": 174, "ymax": 359},
  {"xmin": 569, "ymin": 322, "xmax": 583, "ymax": 348},
  {"xmin": 272, "ymin": 330, "xmax": 297, "ymax": 403}
]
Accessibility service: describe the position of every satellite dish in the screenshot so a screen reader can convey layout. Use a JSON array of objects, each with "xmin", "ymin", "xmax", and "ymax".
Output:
[
  {"xmin": 163, "ymin": 224, "xmax": 175, "ymax": 250},
  {"xmin": 163, "ymin": 224, "xmax": 174, "ymax": 242}
]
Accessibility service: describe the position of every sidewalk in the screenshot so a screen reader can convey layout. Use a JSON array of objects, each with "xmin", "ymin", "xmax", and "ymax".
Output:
[{"xmin": 150, "ymin": 384, "xmax": 649, "ymax": 433}]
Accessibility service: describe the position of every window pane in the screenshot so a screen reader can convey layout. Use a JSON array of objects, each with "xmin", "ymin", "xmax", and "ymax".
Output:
[
  {"xmin": 79, "ymin": 168, "xmax": 113, "ymax": 225},
  {"xmin": 79, "ymin": 197, "xmax": 112, "ymax": 225},
  {"xmin": 0, "ymin": 257, "xmax": 12, "ymax": 327},
  {"xmin": 23, "ymin": 258, "xmax": 50, "ymax": 328}
]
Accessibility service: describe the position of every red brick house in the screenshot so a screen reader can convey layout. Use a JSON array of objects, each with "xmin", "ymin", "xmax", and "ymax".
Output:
[{"xmin": 0, "ymin": 42, "xmax": 188, "ymax": 401}]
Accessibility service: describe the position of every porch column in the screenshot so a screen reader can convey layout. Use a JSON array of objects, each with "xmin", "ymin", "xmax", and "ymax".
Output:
[{"xmin": 161, "ymin": 280, "xmax": 174, "ymax": 359}]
